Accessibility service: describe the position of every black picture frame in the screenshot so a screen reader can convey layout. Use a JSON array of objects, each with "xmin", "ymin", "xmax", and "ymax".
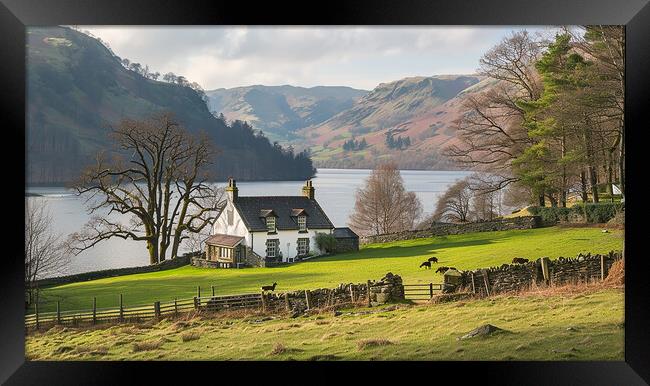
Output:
[{"xmin": 2, "ymin": 0, "xmax": 648, "ymax": 384}]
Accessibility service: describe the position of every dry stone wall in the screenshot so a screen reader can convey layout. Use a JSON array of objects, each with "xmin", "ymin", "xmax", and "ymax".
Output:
[
  {"xmin": 452, "ymin": 251, "xmax": 622, "ymax": 296},
  {"xmin": 362, "ymin": 216, "xmax": 541, "ymax": 244}
]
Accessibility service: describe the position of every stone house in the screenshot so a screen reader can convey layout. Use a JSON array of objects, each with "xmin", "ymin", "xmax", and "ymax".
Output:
[
  {"xmin": 332, "ymin": 227, "xmax": 359, "ymax": 252},
  {"xmin": 203, "ymin": 178, "xmax": 335, "ymax": 268}
]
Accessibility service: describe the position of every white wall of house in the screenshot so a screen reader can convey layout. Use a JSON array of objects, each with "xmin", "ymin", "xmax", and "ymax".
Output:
[
  {"xmin": 212, "ymin": 200, "xmax": 251, "ymax": 246},
  {"xmin": 250, "ymin": 228, "xmax": 332, "ymax": 262}
]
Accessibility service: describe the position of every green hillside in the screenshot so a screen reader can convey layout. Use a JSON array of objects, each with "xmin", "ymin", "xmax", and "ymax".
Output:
[
  {"xmin": 26, "ymin": 27, "xmax": 315, "ymax": 184},
  {"xmin": 34, "ymin": 227, "xmax": 623, "ymax": 313}
]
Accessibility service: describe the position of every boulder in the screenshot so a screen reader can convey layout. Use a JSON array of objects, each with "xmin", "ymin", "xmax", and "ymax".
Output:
[{"xmin": 458, "ymin": 324, "xmax": 508, "ymax": 340}]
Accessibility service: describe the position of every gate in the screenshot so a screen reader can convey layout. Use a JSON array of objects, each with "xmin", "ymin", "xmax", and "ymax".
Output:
[{"xmin": 403, "ymin": 283, "xmax": 443, "ymax": 301}]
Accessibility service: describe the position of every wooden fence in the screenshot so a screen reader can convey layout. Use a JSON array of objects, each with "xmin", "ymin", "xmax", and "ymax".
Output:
[
  {"xmin": 25, "ymin": 291, "xmax": 263, "ymax": 330},
  {"xmin": 403, "ymin": 283, "xmax": 443, "ymax": 301}
]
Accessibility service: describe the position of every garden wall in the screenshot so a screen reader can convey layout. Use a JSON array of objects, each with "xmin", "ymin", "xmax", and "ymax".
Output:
[
  {"xmin": 451, "ymin": 251, "xmax": 622, "ymax": 296},
  {"xmin": 35, "ymin": 253, "xmax": 196, "ymax": 287},
  {"xmin": 361, "ymin": 216, "xmax": 542, "ymax": 244}
]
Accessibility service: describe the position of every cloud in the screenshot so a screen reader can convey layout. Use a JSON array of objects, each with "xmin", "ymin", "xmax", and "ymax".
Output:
[{"xmin": 79, "ymin": 26, "xmax": 551, "ymax": 90}]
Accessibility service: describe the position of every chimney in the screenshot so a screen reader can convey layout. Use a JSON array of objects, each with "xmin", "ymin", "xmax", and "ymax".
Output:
[
  {"xmin": 302, "ymin": 180, "xmax": 315, "ymax": 199},
  {"xmin": 226, "ymin": 177, "xmax": 238, "ymax": 202}
]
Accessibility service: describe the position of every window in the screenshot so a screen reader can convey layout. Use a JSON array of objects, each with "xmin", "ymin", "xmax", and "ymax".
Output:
[
  {"xmin": 298, "ymin": 215, "xmax": 306, "ymax": 231},
  {"xmin": 266, "ymin": 216, "xmax": 276, "ymax": 233},
  {"xmin": 227, "ymin": 209, "xmax": 233, "ymax": 225},
  {"xmin": 266, "ymin": 239, "xmax": 279, "ymax": 258},
  {"xmin": 297, "ymin": 238, "xmax": 309, "ymax": 256}
]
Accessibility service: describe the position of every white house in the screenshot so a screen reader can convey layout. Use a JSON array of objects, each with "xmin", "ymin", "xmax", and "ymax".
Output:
[{"xmin": 205, "ymin": 178, "xmax": 335, "ymax": 268}]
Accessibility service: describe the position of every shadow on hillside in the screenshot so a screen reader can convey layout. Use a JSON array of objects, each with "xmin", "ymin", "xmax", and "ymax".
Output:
[{"xmin": 311, "ymin": 236, "xmax": 505, "ymax": 263}]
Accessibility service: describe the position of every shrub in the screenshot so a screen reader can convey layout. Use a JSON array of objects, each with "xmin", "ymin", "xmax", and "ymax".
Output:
[
  {"xmin": 314, "ymin": 233, "xmax": 337, "ymax": 254},
  {"xmin": 528, "ymin": 203, "xmax": 623, "ymax": 224}
]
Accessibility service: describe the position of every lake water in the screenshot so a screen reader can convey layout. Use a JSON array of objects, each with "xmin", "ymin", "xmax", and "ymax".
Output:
[{"xmin": 26, "ymin": 168, "xmax": 471, "ymax": 276}]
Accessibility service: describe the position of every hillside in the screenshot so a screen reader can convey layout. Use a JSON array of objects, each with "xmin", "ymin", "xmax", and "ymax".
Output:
[
  {"xmin": 26, "ymin": 27, "xmax": 315, "ymax": 184},
  {"xmin": 296, "ymin": 75, "xmax": 498, "ymax": 170},
  {"xmin": 206, "ymin": 85, "xmax": 367, "ymax": 143}
]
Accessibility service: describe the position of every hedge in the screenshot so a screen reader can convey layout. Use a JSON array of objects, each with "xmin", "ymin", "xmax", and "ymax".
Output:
[{"xmin": 528, "ymin": 202, "xmax": 624, "ymax": 224}]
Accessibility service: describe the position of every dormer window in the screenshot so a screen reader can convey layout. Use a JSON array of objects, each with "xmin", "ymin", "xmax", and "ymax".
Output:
[
  {"xmin": 298, "ymin": 215, "xmax": 307, "ymax": 231},
  {"xmin": 266, "ymin": 216, "xmax": 276, "ymax": 233}
]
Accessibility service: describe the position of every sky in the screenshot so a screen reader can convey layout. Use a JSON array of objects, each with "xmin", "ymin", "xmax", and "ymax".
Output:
[{"xmin": 79, "ymin": 26, "xmax": 556, "ymax": 91}]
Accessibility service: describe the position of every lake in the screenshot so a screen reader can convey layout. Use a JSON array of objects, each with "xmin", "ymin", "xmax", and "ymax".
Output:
[{"xmin": 26, "ymin": 168, "xmax": 471, "ymax": 276}]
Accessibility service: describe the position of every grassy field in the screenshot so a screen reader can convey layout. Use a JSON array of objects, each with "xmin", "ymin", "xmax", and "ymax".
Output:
[
  {"xmin": 25, "ymin": 286, "xmax": 624, "ymax": 361},
  {"xmin": 35, "ymin": 226, "xmax": 623, "ymax": 313}
]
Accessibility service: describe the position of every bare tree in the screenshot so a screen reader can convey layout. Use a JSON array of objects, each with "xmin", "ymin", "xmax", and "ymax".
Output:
[
  {"xmin": 68, "ymin": 112, "xmax": 222, "ymax": 265},
  {"xmin": 25, "ymin": 200, "xmax": 69, "ymax": 306},
  {"xmin": 433, "ymin": 178, "xmax": 472, "ymax": 223},
  {"xmin": 348, "ymin": 162, "xmax": 422, "ymax": 236}
]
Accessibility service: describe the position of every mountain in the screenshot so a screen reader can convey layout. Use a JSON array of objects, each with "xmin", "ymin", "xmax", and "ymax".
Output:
[
  {"xmin": 26, "ymin": 27, "xmax": 315, "ymax": 184},
  {"xmin": 294, "ymin": 75, "xmax": 496, "ymax": 170},
  {"xmin": 206, "ymin": 85, "xmax": 367, "ymax": 143}
]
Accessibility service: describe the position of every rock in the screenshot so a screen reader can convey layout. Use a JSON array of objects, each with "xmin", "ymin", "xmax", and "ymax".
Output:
[
  {"xmin": 333, "ymin": 311, "xmax": 342, "ymax": 317},
  {"xmin": 458, "ymin": 324, "xmax": 507, "ymax": 340},
  {"xmin": 566, "ymin": 326, "xmax": 578, "ymax": 332},
  {"xmin": 552, "ymin": 347, "xmax": 578, "ymax": 354}
]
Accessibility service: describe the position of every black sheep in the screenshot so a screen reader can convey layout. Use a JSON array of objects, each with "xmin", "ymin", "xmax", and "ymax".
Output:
[
  {"xmin": 511, "ymin": 257, "xmax": 529, "ymax": 264},
  {"xmin": 419, "ymin": 261, "xmax": 432, "ymax": 269},
  {"xmin": 427, "ymin": 256, "xmax": 439, "ymax": 263},
  {"xmin": 261, "ymin": 282, "xmax": 277, "ymax": 292},
  {"xmin": 435, "ymin": 266, "xmax": 450, "ymax": 274}
]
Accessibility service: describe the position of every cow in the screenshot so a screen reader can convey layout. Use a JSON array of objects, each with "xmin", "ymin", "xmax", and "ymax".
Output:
[
  {"xmin": 419, "ymin": 261, "xmax": 432, "ymax": 269},
  {"xmin": 261, "ymin": 282, "xmax": 277, "ymax": 292}
]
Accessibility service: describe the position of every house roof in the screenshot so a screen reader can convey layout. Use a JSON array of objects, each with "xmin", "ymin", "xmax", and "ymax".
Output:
[
  {"xmin": 233, "ymin": 196, "xmax": 334, "ymax": 232},
  {"xmin": 333, "ymin": 227, "xmax": 358, "ymax": 239},
  {"xmin": 205, "ymin": 234, "xmax": 244, "ymax": 247}
]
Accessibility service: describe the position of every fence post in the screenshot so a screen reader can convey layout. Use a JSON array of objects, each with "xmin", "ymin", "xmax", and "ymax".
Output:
[
  {"xmin": 92, "ymin": 297, "xmax": 97, "ymax": 325},
  {"xmin": 197, "ymin": 286, "xmax": 201, "ymax": 306},
  {"xmin": 600, "ymin": 255, "xmax": 606, "ymax": 281},
  {"xmin": 119, "ymin": 294, "xmax": 124, "ymax": 322},
  {"xmin": 471, "ymin": 273, "xmax": 476, "ymax": 294},
  {"xmin": 174, "ymin": 298, "xmax": 178, "ymax": 316},
  {"xmin": 56, "ymin": 301, "xmax": 61, "ymax": 325},
  {"xmin": 429, "ymin": 283, "xmax": 433, "ymax": 298},
  {"xmin": 35, "ymin": 299, "xmax": 39, "ymax": 331},
  {"xmin": 350, "ymin": 285, "xmax": 355, "ymax": 303},
  {"xmin": 212, "ymin": 285, "xmax": 215, "ymax": 297},
  {"xmin": 154, "ymin": 301, "xmax": 161, "ymax": 319},
  {"xmin": 367, "ymin": 280, "xmax": 372, "ymax": 307},
  {"xmin": 305, "ymin": 290, "xmax": 311, "ymax": 310},
  {"xmin": 284, "ymin": 293, "xmax": 290, "ymax": 311},
  {"xmin": 193, "ymin": 296, "xmax": 199, "ymax": 310},
  {"xmin": 481, "ymin": 270, "xmax": 491, "ymax": 297},
  {"xmin": 261, "ymin": 292, "xmax": 266, "ymax": 312}
]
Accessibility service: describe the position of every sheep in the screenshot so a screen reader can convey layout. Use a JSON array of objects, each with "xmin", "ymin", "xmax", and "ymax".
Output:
[
  {"xmin": 261, "ymin": 282, "xmax": 277, "ymax": 292},
  {"xmin": 427, "ymin": 256, "xmax": 439, "ymax": 263},
  {"xmin": 511, "ymin": 257, "xmax": 529, "ymax": 264},
  {"xmin": 419, "ymin": 261, "xmax": 432, "ymax": 269},
  {"xmin": 435, "ymin": 266, "xmax": 450, "ymax": 274}
]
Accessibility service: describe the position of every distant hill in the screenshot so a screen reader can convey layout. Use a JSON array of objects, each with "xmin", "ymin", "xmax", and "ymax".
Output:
[
  {"xmin": 206, "ymin": 85, "xmax": 367, "ymax": 143},
  {"xmin": 26, "ymin": 27, "xmax": 315, "ymax": 184},
  {"xmin": 294, "ymin": 75, "xmax": 496, "ymax": 170}
]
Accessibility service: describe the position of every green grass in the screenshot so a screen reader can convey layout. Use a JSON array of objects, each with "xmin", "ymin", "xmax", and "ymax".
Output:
[
  {"xmin": 25, "ymin": 287, "xmax": 624, "ymax": 361},
  {"xmin": 35, "ymin": 227, "xmax": 623, "ymax": 313}
]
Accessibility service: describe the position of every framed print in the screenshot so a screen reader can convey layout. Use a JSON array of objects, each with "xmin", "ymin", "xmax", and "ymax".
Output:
[{"xmin": 1, "ymin": 0, "xmax": 649, "ymax": 384}]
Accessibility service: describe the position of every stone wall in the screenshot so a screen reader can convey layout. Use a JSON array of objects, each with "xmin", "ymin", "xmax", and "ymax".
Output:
[
  {"xmin": 361, "ymin": 216, "xmax": 542, "ymax": 244},
  {"xmin": 452, "ymin": 251, "xmax": 622, "ymax": 296},
  {"xmin": 262, "ymin": 273, "xmax": 404, "ymax": 312},
  {"xmin": 35, "ymin": 253, "xmax": 196, "ymax": 287}
]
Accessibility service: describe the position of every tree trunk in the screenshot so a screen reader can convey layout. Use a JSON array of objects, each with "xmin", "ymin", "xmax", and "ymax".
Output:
[{"xmin": 580, "ymin": 170, "xmax": 589, "ymax": 202}]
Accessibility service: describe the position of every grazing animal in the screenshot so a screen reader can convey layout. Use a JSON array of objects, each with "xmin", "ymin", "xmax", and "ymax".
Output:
[
  {"xmin": 512, "ymin": 257, "xmax": 529, "ymax": 264},
  {"xmin": 427, "ymin": 256, "xmax": 439, "ymax": 263},
  {"xmin": 435, "ymin": 266, "xmax": 450, "ymax": 274},
  {"xmin": 419, "ymin": 261, "xmax": 432, "ymax": 269},
  {"xmin": 261, "ymin": 282, "xmax": 277, "ymax": 292}
]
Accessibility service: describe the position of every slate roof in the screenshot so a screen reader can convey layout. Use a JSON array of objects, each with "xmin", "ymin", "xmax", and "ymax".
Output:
[
  {"xmin": 333, "ymin": 227, "xmax": 359, "ymax": 239},
  {"xmin": 205, "ymin": 234, "xmax": 244, "ymax": 247},
  {"xmin": 233, "ymin": 196, "xmax": 334, "ymax": 232}
]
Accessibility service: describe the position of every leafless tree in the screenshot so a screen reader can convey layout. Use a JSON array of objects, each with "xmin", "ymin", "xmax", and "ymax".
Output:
[
  {"xmin": 348, "ymin": 162, "xmax": 422, "ymax": 236},
  {"xmin": 25, "ymin": 200, "xmax": 69, "ymax": 306},
  {"xmin": 68, "ymin": 112, "xmax": 222, "ymax": 265},
  {"xmin": 433, "ymin": 178, "xmax": 472, "ymax": 223}
]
